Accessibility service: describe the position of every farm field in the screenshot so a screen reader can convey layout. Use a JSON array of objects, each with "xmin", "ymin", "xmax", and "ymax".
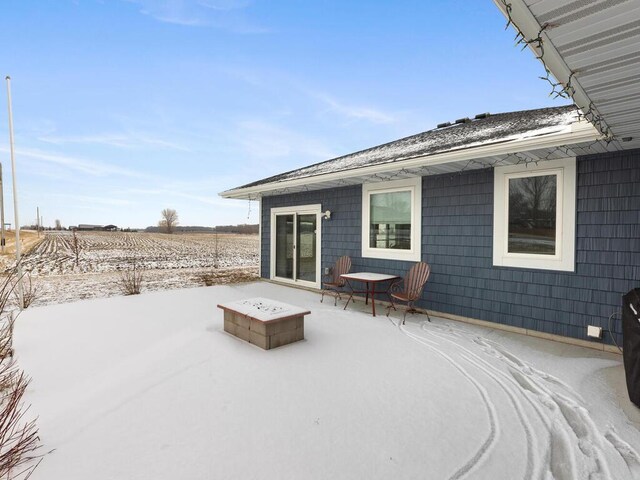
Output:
[{"xmin": 9, "ymin": 231, "xmax": 259, "ymax": 306}]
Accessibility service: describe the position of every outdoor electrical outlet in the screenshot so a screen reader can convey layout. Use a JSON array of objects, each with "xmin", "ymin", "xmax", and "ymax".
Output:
[
  {"xmin": 324, "ymin": 267, "xmax": 331, "ymax": 275},
  {"xmin": 587, "ymin": 325, "xmax": 603, "ymax": 339}
]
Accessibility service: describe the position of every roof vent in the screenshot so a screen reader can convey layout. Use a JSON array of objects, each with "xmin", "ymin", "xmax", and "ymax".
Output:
[
  {"xmin": 455, "ymin": 117, "xmax": 471, "ymax": 124},
  {"xmin": 436, "ymin": 122, "xmax": 452, "ymax": 128},
  {"xmin": 621, "ymin": 137, "xmax": 633, "ymax": 142},
  {"xmin": 474, "ymin": 112, "xmax": 491, "ymax": 119}
]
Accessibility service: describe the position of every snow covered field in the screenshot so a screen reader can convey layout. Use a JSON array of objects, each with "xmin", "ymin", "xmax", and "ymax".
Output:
[
  {"xmin": 14, "ymin": 231, "xmax": 259, "ymax": 305},
  {"xmin": 14, "ymin": 282, "xmax": 640, "ymax": 479}
]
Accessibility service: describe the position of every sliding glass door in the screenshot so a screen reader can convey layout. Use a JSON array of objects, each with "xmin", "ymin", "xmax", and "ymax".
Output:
[
  {"xmin": 296, "ymin": 214, "xmax": 317, "ymax": 282},
  {"xmin": 271, "ymin": 205, "xmax": 321, "ymax": 288},
  {"xmin": 275, "ymin": 214, "xmax": 294, "ymax": 279}
]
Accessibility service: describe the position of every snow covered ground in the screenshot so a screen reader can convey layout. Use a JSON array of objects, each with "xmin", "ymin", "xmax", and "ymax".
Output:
[{"xmin": 14, "ymin": 282, "xmax": 640, "ymax": 479}]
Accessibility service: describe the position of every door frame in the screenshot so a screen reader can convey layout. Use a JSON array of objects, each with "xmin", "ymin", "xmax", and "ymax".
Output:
[{"xmin": 270, "ymin": 204, "xmax": 322, "ymax": 289}]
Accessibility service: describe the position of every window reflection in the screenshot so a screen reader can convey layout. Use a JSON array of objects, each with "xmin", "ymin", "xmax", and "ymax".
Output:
[
  {"xmin": 508, "ymin": 175, "xmax": 557, "ymax": 255},
  {"xmin": 369, "ymin": 191, "xmax": 411, "ymax": 250}
]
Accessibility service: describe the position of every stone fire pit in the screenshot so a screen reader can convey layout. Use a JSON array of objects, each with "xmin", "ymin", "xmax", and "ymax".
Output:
[{"xmin": 217, "ymin": 297, "xmax": 309, "ymax": 350}]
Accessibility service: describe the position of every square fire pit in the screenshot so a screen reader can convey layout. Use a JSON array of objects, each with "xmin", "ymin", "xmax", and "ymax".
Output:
[{"xmin": 217, "ymin": 297, "xmax": 309, "ymax": 350}]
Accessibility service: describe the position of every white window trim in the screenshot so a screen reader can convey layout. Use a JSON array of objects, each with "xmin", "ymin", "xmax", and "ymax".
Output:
[
  {"xmin": 270, "ymin": 204, "xmax": 322, "ymax": 289},
  {"xmin": 493, "ymin": 157, "xmax": 576, "ymax": 272},
  {"xmin": 362, "ymin": 177, "xmax": 422, "ymax": 262}
]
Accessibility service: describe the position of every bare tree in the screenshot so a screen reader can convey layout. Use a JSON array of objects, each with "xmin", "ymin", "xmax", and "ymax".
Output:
[{"xmin": 159, "ymin": 208, "xmax": 179, "ymax": 234}]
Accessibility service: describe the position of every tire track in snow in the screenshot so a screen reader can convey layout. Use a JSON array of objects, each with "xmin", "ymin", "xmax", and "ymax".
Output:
[
  {"xmin": 387, "ymin": 317, "xmax": 500, "ymax": 480},
  {"xmin": 429, "ymin": 324, "xmax": 617, "ymax": 480},
  {"xmin": 415, "ymin": 325, "xmax": 543, "ymax": 480},
  {"xmin": 398, "ymin": 318, "xmax": 638, "ymax": 479}
]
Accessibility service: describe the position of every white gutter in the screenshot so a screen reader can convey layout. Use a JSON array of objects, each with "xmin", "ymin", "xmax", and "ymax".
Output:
[
  {"xmin": 220, "ymin": 120, "xmax": 600, "ymax": 199},
  {"xmin": 492, "ymin": 0, "xmax": 616, "ymax": 145}
]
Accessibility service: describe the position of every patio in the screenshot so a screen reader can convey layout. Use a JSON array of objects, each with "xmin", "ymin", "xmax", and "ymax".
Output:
[{"xmin": 14, "ymin": 281, "xmax": 640, "ymax": 479}]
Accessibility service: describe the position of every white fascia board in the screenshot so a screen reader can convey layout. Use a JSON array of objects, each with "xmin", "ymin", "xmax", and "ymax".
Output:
[
  {"xmin": 219, "ymin": 120, "xmax": 600, "ymax": 199},
  {"xmin": 492, "ymin": 0, "xmax": 614, "ymax": 142}
]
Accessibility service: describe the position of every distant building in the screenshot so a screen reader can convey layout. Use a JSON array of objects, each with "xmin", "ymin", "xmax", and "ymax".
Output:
[
  {"xmin": 77, "ymin": 224, "xmax": 103, "ymax": 231},
  {"xmin": 103, "ymin": 225, "xmax": 118, "ymax": 231}
]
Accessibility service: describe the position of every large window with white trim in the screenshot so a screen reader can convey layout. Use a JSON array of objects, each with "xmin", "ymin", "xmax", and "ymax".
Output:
[
  {"xmin": 362, "ymin": 177, "xmax": 421, "ymax": 261},
  {"xmin": 493, "ymin": 158, "xmax": 576, "ymax": 271}
]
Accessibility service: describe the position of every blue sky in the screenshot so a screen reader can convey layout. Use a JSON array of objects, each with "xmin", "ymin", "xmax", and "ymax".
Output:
[{"xmin": 0, "ymin": 0, "xmax": 569, "ymax": 229}]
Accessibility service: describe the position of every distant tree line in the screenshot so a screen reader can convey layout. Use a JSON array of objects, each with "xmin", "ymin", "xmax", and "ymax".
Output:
[
  {"xmin": 214, "ymin": 224, "xmax": 259, "ymax": 234},
  {"xmin": 144, "ymin": 224, "xmax": 258, "ymax": 234}
]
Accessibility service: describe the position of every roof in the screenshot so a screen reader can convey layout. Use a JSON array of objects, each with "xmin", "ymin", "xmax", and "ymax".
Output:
[
  {"xmin": 221, "ymin": 105, "xmax": 601, "ymax": 199},
  {"xmin": 494, "ymin": 0, "xmax": 640, "ymax": 151}
]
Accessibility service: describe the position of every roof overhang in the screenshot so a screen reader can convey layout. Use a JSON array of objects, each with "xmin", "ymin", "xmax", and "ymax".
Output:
[
  {"xmin": 493, "ymin": 0, "xmax": 640, "ymax": 151},
  {"xmin": 220, "ymin": 119, "xmax": 601, "ymax": 199}
]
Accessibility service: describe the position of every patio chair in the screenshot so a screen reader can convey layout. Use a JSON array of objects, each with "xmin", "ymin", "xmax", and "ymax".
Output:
[
  {"xmin": 320, "ymin": 256, "xmax": 352, "ymax": 306},
  {"xmin": 387, "ymin": 262, "xmax": 431, "ymax": 324}
]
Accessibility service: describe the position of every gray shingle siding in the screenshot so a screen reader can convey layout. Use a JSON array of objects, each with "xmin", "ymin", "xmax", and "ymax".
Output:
[{"xmin": 260, "ymin": 149, "xmax": 640, "ymax": 345}]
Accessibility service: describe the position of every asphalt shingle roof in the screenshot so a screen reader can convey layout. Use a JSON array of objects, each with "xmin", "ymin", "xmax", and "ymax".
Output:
[{"xmin": 232, "ymin": 105, "xmax": 577, "ymax": 191}]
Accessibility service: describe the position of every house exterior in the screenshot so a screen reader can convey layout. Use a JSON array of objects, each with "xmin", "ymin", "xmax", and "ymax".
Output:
[{"xmin": 220, "ymin": 0, "xmax": 640, "ymax": 349}]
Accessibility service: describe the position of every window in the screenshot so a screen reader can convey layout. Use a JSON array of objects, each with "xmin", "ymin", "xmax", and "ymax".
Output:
[
  {"xmin": 493, "ymin": 158, "xmax": 576, "ymax": 271},
  {"xmin": 362, "ymin": 177, "xmax": 421, "ymax": 261}
]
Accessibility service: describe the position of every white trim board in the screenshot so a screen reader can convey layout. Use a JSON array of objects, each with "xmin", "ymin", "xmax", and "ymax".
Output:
[
  {"xmin": 493, "ymin": 157, "xmax": 576, "ymax": 272},
  {"xmin": 269, "ymin": 204, "xmax": 322, "ymax": 289},
  {"xmin": 361, "ymin": 177, "xmax": 422, "ymax": 262}
]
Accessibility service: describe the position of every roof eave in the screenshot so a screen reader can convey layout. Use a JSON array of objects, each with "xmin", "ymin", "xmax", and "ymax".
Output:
[
  {"xmin": 492, "ymin": 0, "xmax": 620, "ymax": 149},
  {"xmin": 219, "ymin": 120, "xmax": 601, "ymax": 200}
]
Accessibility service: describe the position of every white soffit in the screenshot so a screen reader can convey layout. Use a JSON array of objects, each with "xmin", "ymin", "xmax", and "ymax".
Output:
[{"xmin": 497, "ymin": 0, "xmax": 640, "ymax": 151}]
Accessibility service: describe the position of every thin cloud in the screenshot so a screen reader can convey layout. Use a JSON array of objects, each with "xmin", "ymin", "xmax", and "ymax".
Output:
[
  {"xmin": 0, "ymin": 146, "xmax": 146, "ymax": 178},
  {"xmin": 38, "ymin": 132, "xmax": 190, "ymax": 152},
  {"xmin": 235, "ymin": 119, "xmax": 336, "ymax": 162},
  {"xmin": 312, "ymin": 92, "xmax": 396, "ymax": 124},
  {"xmin": 123, "ymin": 187, "xmax": 230, "ymax": 207},
  {"xmin": 124, "ymin": 0, "xmax": 270, "ymax": 33},
  {"xmin": 198, "ymin": 0, "xmax": 250, "ymax": 11},
  {"xmin": 49, "ymin": 193, "xmax": 134, "ymax": 207}
]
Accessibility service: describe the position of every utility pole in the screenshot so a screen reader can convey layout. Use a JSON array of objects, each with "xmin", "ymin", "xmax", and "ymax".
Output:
[
  {"xmin": 36, "ymin": 206, "xmax": 40, "ymax": 237},
  {"xmin": 6, "ymin": 76, "xmax": 23, "ymax": 308},
  {"xmin": 0, "ymin": 163, "xmax": 5, "ymax": 253}
]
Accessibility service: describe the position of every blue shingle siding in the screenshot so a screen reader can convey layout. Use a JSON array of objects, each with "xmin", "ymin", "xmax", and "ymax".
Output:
[
  {"xmin": 260, "ymin": 148, "xmax": 640, "ymax": 345},
  {"xmin": 260, "ymin": 186, "xmax": 363, "ymax": 279},
  {"xmin": 422, "ymin": 149, "xmax": 640, "ymax": 345}
]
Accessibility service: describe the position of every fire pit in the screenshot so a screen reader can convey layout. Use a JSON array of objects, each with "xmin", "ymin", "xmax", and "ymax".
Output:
[{"xmin": 217, "ymin": 297, "xmax": 309, "ymax": 350}]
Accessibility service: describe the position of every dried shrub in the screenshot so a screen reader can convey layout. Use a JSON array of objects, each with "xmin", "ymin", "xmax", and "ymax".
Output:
[
  {"xmin": 0, "ymin": 362, "xmax": 42, "ymax": 479},
  {"xmin": 70, "ymin": 230, "xmax": 82, "ymax": 267},
  {"xmin": 0, "ymin": 315, "xmax": 15, "ymax": 361},
  {"xmin": 0, "ymin": 270, "xmax": 43, "ymax": 478},
  {"xmin": 0, "ymin": 273, "xmax": 17, "ymax": 359},
  {"xmin": 13, "ymin": 274, "xmax": 38, "ymax": 310},
  {"xmin": 118, "ymin": 260, "xmax": 144, "ymax": 295},
  {"xmin": 196, "ymin": 271, "xmax": 217, "ymax": 286},
  {"xmin": 0, "ymin": 274, "xmax": 14, "ymax": 317},
  {"xmin": 195, "ymin": 268, "xmax": 259, "ymax": 286}
]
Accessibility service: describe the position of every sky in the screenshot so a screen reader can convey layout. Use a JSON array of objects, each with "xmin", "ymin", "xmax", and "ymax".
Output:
[{"xmin": 0, "ymin": 0, "xmax": 570, "ymax": 229}]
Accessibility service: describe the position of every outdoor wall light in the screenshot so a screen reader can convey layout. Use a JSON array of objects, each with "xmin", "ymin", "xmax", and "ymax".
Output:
[{"xmin": 322, "ymin": 210, "xmax": 332, "ymax": 220}]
